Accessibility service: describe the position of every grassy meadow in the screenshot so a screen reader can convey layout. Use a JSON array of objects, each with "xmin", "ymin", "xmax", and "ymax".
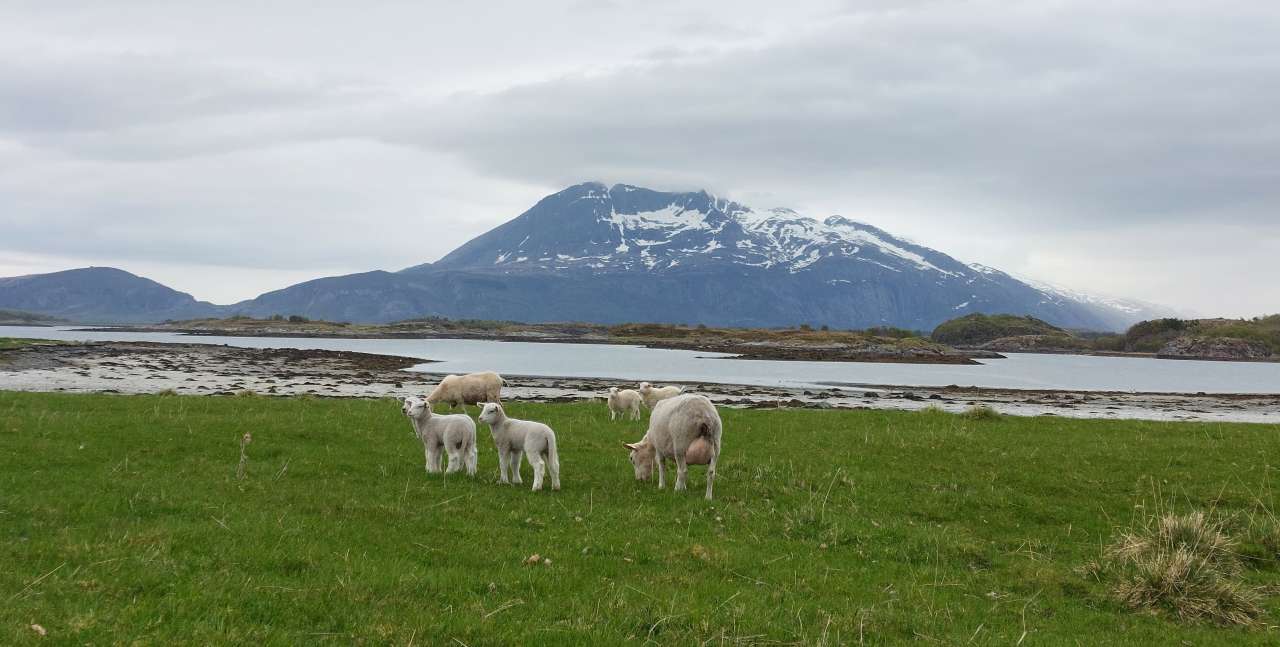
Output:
[{"xmin": 3, "ymin": 392, "xmax": 1280, "ymax": 644}]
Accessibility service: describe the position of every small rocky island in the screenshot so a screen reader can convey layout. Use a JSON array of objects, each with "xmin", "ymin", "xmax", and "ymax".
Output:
[{"xmin": 931, "ymin": 313, "xmax": 1278, "ymax": 362}]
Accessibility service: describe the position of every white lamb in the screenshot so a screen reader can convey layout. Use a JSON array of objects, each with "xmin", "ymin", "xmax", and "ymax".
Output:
[
  {"xmin": 477, "ymin": 402, "xmax": 561, "ymax": 491},
  {"xmin": 607, "ymin": 387, "xmax": 643, "ymax": 421},
  {"xmin": 638, "ymin": 381, "xmax": 683, "ymax": 408},
  {"xmin": 402, "ymin": 396, "xmax": 478, "ymax": 475},
  {"xmin": 425, "ymin": 371, "xmax": 505, "ymax": 410},
  {"xmin": 624, "ymin": 393, "xmax": 721, "ymax": 500}
]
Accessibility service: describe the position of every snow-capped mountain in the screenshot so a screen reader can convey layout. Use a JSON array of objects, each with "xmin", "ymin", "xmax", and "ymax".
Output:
[
  {"xmin": 2, "ymin": 182, "xmax": 1165, "ymax": 329},
  {"xmin": 432, "ymin": 183, "xmax": 965, "ymax": 277},
  {"xmin": 395, "ymin": 182, "xmax": 1154, "ymax": 330}
]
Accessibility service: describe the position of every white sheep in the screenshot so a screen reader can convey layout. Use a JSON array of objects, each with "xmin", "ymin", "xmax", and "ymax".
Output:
[
  {"xmin": 638, "ymin": 381, "xmax": 683, "ymax": 409},
  {"xmin": 624, "ymin": 393, "xmax": 721, "ymax": 500},
  {"xmin": 426, "ymin": 371, "xmax": 505, "ymax": 410},
  {"xmin": 402, "ymin": 396, "xmax": 478, "ymax": 475},
  {"xmin": 477, "ymin": 402, "xmax": 561, "ymax": 491},
  {"xmin": 607, "ymin": 387, "xmax": 643, "ymax": 421}
]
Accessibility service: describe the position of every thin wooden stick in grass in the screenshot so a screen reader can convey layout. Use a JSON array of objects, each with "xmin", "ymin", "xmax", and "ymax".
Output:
[
  {"xmin": 236, "ymin": 432, "xmax": 252, "ymax": 479},
  {"xmin": 8, "ymin": 561, "xmax": 66, "ymax": 601}
]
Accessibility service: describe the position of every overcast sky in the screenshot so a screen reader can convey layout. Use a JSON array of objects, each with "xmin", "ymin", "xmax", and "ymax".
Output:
[{"xmin": 2, "ymin": 1, "xmax": 1277, "ymax": 315}]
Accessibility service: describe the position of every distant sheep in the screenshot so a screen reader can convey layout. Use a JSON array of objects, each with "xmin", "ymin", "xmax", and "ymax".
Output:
[
  {"xmin": 426, "ymin": 371, "xmax": 504, "ymax": 410},
  {"xmin": 402, "ymin": 396, "xmax": 477, "ymax": 475},
  {"xmin": 638, "ymin": 381, "xmax": 683, "ymax": 408},
  {"xmin": 478, "ymin": 402, "xmax": 561, "ymax": 491},
  {"xmin": 607, "ymin": 387, "xmax": 643, "ymax": 421},
  {"xmin": 624, "ymin": 393, "xmax": 721, "ymax": 500}
]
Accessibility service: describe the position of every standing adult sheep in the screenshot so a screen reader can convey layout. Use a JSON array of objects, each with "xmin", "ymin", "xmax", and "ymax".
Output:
[
  {"xmin": 624, "ymin": 393, "xmax": 721, "ymax": 500},
  {"xmin": 425, "ymin": 372, "xmax": 505, "ymax": 410}
]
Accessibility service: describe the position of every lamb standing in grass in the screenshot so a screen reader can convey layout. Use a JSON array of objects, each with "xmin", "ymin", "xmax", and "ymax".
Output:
[
  {"xmin": 607, "ymin": 387, "xmax": 643, "ymax": 421},
  {"xmin": 477, "ymin": 402, "xmax": 560, "ymax": 491},
  {"xmin": 425, "ymin": 371, "xmax": 505, "ymax": 410},
  {"xmin": 624, "ymin": 393, "xmax": 721, "ymax": 500},
  {"xmin": 638, "ymin": 381, "xmax": 683, "ymax": 409},
  {"xmin": 402, "ymin": 396, "xmax": 478, "ymax": 475}
]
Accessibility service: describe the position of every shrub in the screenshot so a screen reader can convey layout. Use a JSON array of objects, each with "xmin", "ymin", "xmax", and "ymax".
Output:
[{"xmin": 1094, "ymin": 510, "xmax": 1264, "ymax": 626}]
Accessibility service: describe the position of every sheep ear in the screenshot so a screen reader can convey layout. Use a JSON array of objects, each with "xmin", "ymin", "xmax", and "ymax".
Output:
[{"xmin": 623, "ymin": 442, "xmax": 641, "ymax": 450}]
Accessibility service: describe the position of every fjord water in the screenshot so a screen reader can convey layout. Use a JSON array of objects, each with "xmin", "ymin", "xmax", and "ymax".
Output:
[{"xmin": 4, "ymin": 325, "xmax": 1280, "ymax": 394}]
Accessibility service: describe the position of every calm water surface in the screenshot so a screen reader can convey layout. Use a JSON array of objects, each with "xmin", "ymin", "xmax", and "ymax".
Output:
[{"xmin": 4, "ymin": 325, "xmax": 1280, "ymax": 394}]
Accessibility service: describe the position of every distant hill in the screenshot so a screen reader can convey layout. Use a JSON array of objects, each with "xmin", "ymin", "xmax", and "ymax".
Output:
[
  {"xmin": 0, "ymin": 267, "xmax": 223, "ymax": 324},
  {"xmin": 0, "ymin": 183, "xmax": 1176, "ymax": 329}
]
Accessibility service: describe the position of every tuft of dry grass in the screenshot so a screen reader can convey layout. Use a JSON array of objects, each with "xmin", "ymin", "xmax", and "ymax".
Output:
[{"xmin": 1098, "ymin": 510, "xmax": 1264, "ymax": 626}]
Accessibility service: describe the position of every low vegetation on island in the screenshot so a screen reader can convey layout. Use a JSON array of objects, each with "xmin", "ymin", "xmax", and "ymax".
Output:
[
  {"xmin": 0, "ymin": 308, "xmax": 66, "ymax": 326},
  {"xmin": 931, "ymin": 313, "xmax": 1280, "ymax": 361}
]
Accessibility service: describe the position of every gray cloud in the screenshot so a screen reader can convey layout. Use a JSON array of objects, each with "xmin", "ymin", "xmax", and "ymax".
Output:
[{"xmin": 0, "ymin": 0, "xmax": 1277, "ymax": 314}]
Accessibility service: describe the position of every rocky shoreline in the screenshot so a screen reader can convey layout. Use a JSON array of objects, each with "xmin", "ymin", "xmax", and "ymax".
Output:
[{"xmin": 3, "ymin": 341, "xmax": 1278, "ymax": 423}]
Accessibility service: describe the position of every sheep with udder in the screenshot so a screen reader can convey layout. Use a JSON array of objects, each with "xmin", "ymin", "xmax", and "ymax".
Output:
[
  {"xmin": 402, "ymin": 396, "xmax": 478, "ymax": 475},
  {"xmin": 624, "ymin": 393, "xmax": 721, "ymax": 500},
  {"xmin": 607, "ymin": 387, "xmax": 643, "ymax": 421},
  {"xmin": 477, "ymin": 402, "xmax": 561, "ymax": 491},
  {"xmin": 425, "ymin": 371, "xmax": 505, "ymax": 410},
  {"xmin": 637, "ymin": 381, "xmax": 683, "ymax": 409}
]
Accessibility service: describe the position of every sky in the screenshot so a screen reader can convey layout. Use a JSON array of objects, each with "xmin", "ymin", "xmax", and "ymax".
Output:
[{"xmin": 1, "ymin": 0, "xmax": 1277, "ymax": 316}]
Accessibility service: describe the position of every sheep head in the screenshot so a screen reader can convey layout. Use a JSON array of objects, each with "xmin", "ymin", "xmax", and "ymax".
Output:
[{"xmin": 624, "ymin": 440, "xmax": 656, "ymax": 481}]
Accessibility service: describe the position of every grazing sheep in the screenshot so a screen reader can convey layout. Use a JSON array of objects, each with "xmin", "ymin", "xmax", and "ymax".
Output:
[
  {"xmin": 624, "ymin": 393, "xmax": 721, "ymax": 500},
  {"xmin": 477, "ymin": 402, "xmax": 560, "ymax": 491},
  {"xmin": 426, "ymin": 372, "xmax": 505, "ymax": 410},
  {"xmin": 637, "ymin": 381, "xmax": 683, "ymax": 408},
  {"xmin": 402, "ymin": 396, "xmax": 478, "ymax": 475},
  {"xmin": 607, "ymin": 387, "xmax": 643, "ymax": 421}
]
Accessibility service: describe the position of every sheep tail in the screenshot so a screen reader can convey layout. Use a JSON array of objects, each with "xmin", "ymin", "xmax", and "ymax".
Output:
[{"xmin": 546, "ymin": 432, "xmax": 561, "ymax": 475}]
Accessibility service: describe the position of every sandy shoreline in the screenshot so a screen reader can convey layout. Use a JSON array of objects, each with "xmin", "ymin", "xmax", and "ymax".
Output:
[{"xmin": 2, "ymin": 341, "xmax": 1278, "ymax": 423}]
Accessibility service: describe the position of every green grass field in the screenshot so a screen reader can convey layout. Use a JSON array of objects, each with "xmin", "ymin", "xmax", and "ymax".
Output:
[{"xmin": 2, "ymin": 392, "xmax": 1279, "ymax": 644}]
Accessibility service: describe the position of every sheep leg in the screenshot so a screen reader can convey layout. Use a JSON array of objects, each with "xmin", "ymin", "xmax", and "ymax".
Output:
[
  {"xmin": 444, "ymin": 446, "xmax": 461, "ymax": 474},
  {"xmin": 497, "ymin": 450, "xmax": 510, "ymax": 484},
  {"xmin": 548, "ymin": 453, "xmax": 560, "ymax": 491},
  {"xmin": 610, "ymin": 408, "xmax": 616, "ymax": 421},
  {"xmin": 655, "ymin": 452, "xmax": 666, "ymax": 490},
  {"xmin": 466, "ymin": 442, "xmax": 478, "ymax": 476},
  {"xmin": 511, "ymin": 451, "xmax": 525, "ymax": 484},
  {"xmin": 673, "ymin": 449, "xmax": 689, "ymax": 492},
  {"xmin": 705, "ymin": 449, "xmax": 718, "ymax": 501},
  {"xmin": 425, "ymin": 445, "xmax": 442, "ymax": 473},
  {"xmin": 529, "ymin": 452, "xmax": 545, "ymax": 491}
]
